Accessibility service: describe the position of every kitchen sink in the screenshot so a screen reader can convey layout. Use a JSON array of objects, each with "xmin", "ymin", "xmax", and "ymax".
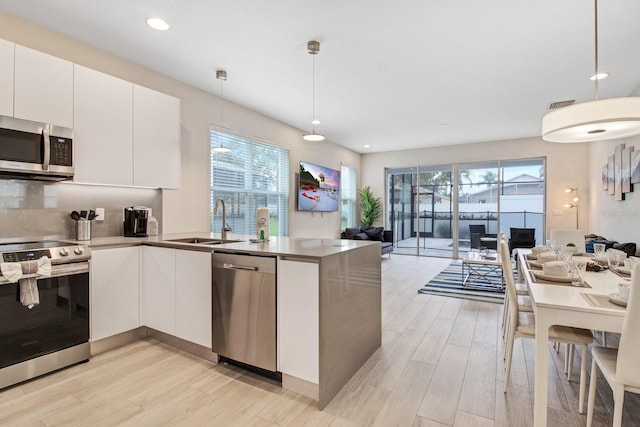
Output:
[{"xmin": 167, "ymin": 237, "xmax": 242, "ymax": 245}]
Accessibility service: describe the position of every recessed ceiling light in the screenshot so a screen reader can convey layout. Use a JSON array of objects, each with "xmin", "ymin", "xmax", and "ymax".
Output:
[
  {"xmin": 590, "ymin": 72, "xmax": 609, "ymax": 81},
  {"xmin": 146, "ymin": 17, "xmax": 170, "ymax": 31},
  {"xmin": 363, "ymin": 144, "xmax": 371, "ymax": 148},
  {"xmin": 439, "ymin": 123, "xmax": 448, "ymax": 127}
]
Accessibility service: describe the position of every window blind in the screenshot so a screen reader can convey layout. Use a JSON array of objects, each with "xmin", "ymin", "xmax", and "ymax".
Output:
[
  {"xmin": 340, "ymin": 165, "xmax": 357, "ymax": 229},
  {"xmin": 210, "ymin": 129, "xmax": 290, "ymax": 237}
]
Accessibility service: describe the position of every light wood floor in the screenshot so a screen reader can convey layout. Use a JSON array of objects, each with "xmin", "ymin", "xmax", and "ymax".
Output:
[{"xmin": 1, "ymin": 255, "xmax": 639, "ymax": 426}]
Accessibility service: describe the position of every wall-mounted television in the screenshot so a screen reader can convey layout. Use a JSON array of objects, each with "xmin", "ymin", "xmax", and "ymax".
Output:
[{"xmin": 298, "ymin": 160, "xmax": 340, "ymax": 212}]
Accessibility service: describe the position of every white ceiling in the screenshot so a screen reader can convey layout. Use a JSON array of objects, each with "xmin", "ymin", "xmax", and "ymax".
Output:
[{"xmin": 1, "ymin": 0, "xmax": 639, "ymax": 153}]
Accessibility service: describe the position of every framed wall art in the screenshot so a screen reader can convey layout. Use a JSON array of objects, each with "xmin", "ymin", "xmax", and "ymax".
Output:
[
  {"xmin": 622, "ymin": 146, "xmax": 633, "ymax": 193},
  {"xmin": 615, "ymin": 144, "xmax": 623, "ymax": 201},
  {"xmin": 608, "ymin": 154, "xmax": 615, "ymax": 195},
  {"xmin": 632, "ymin": 150, "xmax": 640, "ymax": 184}
]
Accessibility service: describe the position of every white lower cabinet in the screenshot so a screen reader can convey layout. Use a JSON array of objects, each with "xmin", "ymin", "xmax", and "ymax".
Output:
[
  {"xmin": 142, "ymin": 246, "xmax": 211, "ymax": 347},
  {"xmin": 175, "ymin": 249, "xmax": 212, "ymax": 347},
  {"xmin": 277, "ymin": 258, "xmax": 319, "ymax": 384},
  {"xmin": 142, "ymin": 246, "xmax": 176, "ymax": 335},
  {"xmin": 90, "ymin": 247, "xmax": 140, "ymax": 341}
]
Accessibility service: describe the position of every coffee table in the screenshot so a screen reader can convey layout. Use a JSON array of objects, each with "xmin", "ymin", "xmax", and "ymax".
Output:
[{"xmin": 462, "ymin": 251, "xmax": 504, "ymax": 289}]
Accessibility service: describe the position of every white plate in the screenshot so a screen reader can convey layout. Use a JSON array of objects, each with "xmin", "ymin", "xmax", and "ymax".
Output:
[
  {"xmin": 609, "ymin": 293, "xmax": 628, "ymax": 307},
  {"xmin": 532, "ymin": 271, "xmax": 573, "ymax": 283},
  {"xmin": 528, "ymin": 260, "xmax": 543, "ymax": 269}
]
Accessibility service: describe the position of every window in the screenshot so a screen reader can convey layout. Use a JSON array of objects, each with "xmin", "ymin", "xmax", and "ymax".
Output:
[
  {"xmin": 210, "ymin": 129, "xmax": 290, "ymax": 237},
  {"xmin": 340, "ymin": 165, "xmax": 357, "ymax": 229}
]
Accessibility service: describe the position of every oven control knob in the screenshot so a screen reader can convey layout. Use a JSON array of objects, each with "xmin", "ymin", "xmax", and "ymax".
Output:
[
  {"xmin": 58, "ymin": 247, "xmax": 69, "ymax": 256},
  {"xmin": 74, "ymin": 247, "xmax": 84, "ymax": 255}
]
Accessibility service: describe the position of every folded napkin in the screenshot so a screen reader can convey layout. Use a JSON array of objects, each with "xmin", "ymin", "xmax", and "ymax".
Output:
[{"xmin": 1, "ymin": 256, "xmax": 51, "ymax": 309}]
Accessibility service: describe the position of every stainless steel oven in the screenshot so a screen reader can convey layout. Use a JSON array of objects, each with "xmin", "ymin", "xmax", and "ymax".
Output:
[{"xmin": 0, "ymin": 241, "xmax": 90, "ymax": 389}]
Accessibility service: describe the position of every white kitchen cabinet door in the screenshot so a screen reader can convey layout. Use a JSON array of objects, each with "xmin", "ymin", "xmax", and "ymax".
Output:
[
  {"xmin": 14, "ymin": 45, "xmax": 73, "ymax": 127},
  {"xmin": 133, "ymin": 85, "xmax": 180, "ymax": 189},
  {"xmin": 175, "ymin": 250, "xmax": 212, "ymax": 347},
  {"xmin": 0, "ymin": 39, "xmax": 14, "ymax": 117},
  {"xmin": 90, "ymin": 247, "xmax": 140, "ymax": 341},
  {"xmin": 142, "ymin": 246, "xmax": 176, "ymax": 335},
  {"xmin": 277, "ymin": 258, "xmax": 319, "ymax": 384},
  {"xmin": 73, "ymin": 65, "xmax": 134, "ymax": 185}
]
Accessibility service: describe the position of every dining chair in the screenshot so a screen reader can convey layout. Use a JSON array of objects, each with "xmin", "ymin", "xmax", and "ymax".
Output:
[
  {"xmin": 549, "ymin": 228, "xmax": 586, "ymax": 254},
  {"xmin": 508, "ymin": 227, "xmax": 536, "ymax": 253},
  {"xmin": 499, "ymin": 239, "xmax": 593, "ymax": 413},
  {"xmin": 469, "ymin": 224, "xmax": 497, "ymax": 250},
  {"xmin": 586, "ymin": 263, "xmax": 640, "ymax": 426},
  {"xmin": 499, "ymin": 234, "xmax": 532, "ymax": 337}
]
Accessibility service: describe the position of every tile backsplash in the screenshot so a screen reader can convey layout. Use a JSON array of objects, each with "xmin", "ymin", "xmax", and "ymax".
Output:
[{"xmin": 0, "ymin": 179, "xmax": 161, "ymax": 242}]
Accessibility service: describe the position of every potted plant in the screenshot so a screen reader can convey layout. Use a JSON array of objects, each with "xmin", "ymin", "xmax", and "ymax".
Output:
[{"xmin": 359, "ymin": 186, "xmax": 382, "ymax": 227}]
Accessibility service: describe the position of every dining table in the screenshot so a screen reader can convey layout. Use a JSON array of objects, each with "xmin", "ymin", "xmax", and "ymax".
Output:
[{"xmin": 516, "ymin": 249, "xmax": 628, "ymax": 427}]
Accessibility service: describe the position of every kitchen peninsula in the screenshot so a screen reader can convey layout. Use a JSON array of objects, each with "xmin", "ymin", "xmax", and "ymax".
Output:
[{"xmin": 81, "ymin": 234, "xmax": 382, "ymax": 409}]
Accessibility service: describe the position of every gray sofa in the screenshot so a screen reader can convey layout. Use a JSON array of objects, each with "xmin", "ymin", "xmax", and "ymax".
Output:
[{"xmin": 341, "ymin": 226, "xmax": 394, "ymax": 257}]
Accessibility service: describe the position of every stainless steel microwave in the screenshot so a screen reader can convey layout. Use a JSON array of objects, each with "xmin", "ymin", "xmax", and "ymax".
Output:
[{"xmin": 0, "ymin": 115, "xmax": 74, "ymax": 181}]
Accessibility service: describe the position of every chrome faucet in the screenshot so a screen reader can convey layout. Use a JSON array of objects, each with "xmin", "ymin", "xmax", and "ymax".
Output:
[{"xmin": 213, "ymin": 198, "xmax": 232, "ymax": 241}]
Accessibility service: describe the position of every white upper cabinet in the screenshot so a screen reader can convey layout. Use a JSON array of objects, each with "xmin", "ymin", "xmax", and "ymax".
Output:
[
  {"xmin": 73, "ymin": 65, "xmax": 134, "ymax": 185},
  {"xmin": 14, "ymin": 45, "xmax": 73, "ymax": 128},
  {"xmin": 0, "ymin": 39, "xmax": 14, "ymax": 117},
  {"xmin": 133, "ymin": 85, "xmax": 180, "ymax": 189}
]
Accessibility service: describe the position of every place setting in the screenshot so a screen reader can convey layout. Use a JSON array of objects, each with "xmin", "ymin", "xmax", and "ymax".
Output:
[
  {"xmin": 530, "ymin": 258, "xmax": 591, "ymax": 287},
  {"xmin": 582, "ymin": 282, "xmax": 630, "ymax": 310}
]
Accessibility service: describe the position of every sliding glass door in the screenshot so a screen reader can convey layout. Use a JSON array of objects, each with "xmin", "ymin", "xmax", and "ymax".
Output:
[
  {"xmin": 387, "ymin": 165, "xmax": 454, "ymax": 257},
  {"xmin": 387, "ymin": 157, "xmax": 545, "ymax": 259},
  {"xmin": 458, "ymin": 161, "xmax": 499, "ymax": 256},
  {"xmin": 499, "ymin": 159, "xmax": 545, "ymax": 246}
]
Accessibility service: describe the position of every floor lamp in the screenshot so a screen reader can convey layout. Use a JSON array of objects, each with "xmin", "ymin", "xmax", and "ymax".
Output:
[{"xmin": 563, "ymin": 188, "xmax": 580, "ymax": 229}]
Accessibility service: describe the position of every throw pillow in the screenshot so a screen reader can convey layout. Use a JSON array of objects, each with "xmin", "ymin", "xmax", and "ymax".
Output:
[
  {"xmin": 352, "ymin": 233, "xmax": 369, "ymax": 240},
  {"xmin": 344, "ymin": 227, "xmax": 362, "ymax": 239},
  {"xmin": 362, "ymin": 226, "xmax": 384, "ymax": 241}
]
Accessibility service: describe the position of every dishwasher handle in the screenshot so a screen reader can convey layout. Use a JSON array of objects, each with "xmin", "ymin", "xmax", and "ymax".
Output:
[{"xmin": 223, "ymin": 263, "xmax": 258, "ymax": 271}]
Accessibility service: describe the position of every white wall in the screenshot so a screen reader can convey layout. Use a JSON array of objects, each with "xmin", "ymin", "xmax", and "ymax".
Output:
[
  {"xmin": 588, "ymin": 135, "xmax": 640, "ymax": 247},
  {"xmin": 0, "ymin": 11, "xmax": 360, "ymax": 239},
  {"xmin": 361, "ymin": 136, "xmax": 590, "ymax": 239}
]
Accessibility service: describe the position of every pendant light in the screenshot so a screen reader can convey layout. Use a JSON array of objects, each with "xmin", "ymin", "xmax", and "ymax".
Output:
[
  {"xmin": 542, "ymin": 0, "xmax": 640, "ymax": 143},
  {"xmin": 212, "ymin": 70, "xmax": 232, "ymax": 153},
  {"xmin": 302, "ymin": 40, "xmax": 325, "ymax": 142}
]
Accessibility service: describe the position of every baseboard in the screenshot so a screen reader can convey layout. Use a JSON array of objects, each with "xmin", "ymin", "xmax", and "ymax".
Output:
[
  {"xmin": 90, "ymin": 328, "xmax": 147, "ymax": 355},
  {"xmin": 146, "ymin": 328, "xmax": 218, "ymax": 363},
  {"xmin": 282, "ymin": 373, "xmax": 319, "ymax": 402}
]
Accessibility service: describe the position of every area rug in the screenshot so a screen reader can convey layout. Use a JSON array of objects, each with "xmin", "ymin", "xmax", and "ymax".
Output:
[{"xmin": 418, "ymin": 261, "xmax": 505, "ymax": 304}]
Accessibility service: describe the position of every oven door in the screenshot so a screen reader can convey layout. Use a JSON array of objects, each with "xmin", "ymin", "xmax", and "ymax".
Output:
[{"xmin": 0, "ymin": 262, "xmax": 89, "ymax": 370}]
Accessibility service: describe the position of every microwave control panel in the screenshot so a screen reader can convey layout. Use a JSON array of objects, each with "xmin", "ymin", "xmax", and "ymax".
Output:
[{"xmin": 50, "ymin": 136, "xmax": 72, "ymax": 166}]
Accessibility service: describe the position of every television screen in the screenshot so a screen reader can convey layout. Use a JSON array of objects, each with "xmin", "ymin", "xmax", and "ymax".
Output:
[{"xmin": 298, "ymin": 161, "xmax": 340, "ymax": 212}]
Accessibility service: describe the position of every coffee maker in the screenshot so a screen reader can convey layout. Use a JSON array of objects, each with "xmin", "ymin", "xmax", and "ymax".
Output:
[{"xmin": 123, "ymin": 207, "xmax": 150, "ymax": 237}]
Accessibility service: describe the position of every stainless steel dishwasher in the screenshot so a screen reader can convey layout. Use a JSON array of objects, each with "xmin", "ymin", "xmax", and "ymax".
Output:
[{"xmin": 212, "ymin": 252, "xmax": 278, "ymax": 376}]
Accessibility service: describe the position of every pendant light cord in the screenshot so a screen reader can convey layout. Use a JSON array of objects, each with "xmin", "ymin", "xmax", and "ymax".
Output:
[
  {"xmin": 220, "ymin": 77, "xmax": 224, "ymax": 128},
  {"xmin": 594, "ymin": 0, "xmax": 599, "ymax": 100},
  {"xmin": 312, "ymin": 53, "xmax": 316, "ymax": 132}
]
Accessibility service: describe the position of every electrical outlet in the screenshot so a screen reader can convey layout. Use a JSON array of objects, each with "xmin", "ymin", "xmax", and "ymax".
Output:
[{"xmin": 95, "ymin": 208, "xmax": 105, "ymax": 221}]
